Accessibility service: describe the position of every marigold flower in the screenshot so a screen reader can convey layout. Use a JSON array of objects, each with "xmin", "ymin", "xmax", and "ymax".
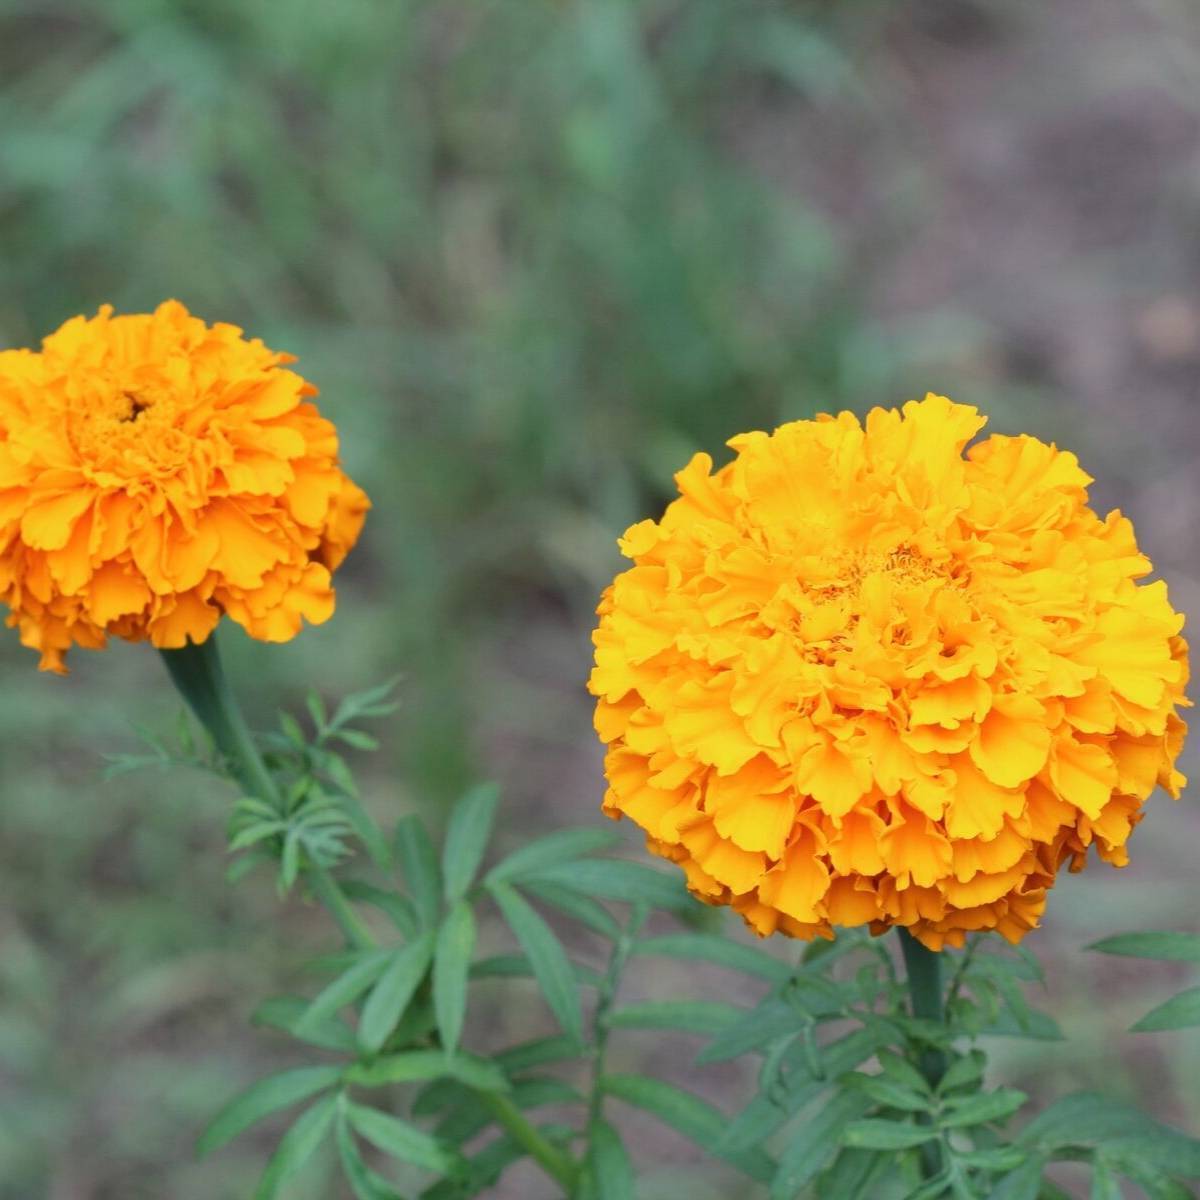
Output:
[
  {"xmin": 0, "ymin": 301, "xmax": 369, "ymax": 672},
  {"xmin": 589, "ymin": 396, "xmax": 1189, "ymax": 949}
]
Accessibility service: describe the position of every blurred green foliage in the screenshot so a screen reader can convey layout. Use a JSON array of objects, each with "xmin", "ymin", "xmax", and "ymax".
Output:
[{"xmin": 1, "ymin": 0, "xmax": 1197, "ymax": 1196}]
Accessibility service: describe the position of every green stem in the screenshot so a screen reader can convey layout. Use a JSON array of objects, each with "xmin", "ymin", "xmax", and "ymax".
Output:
[
  {"xmin": 898, "ymin": 928, "xmax": 948, "ymax": 1179},
  {"xmin": 158, "ymin": 636, "xmax": 372, "ymax": 950},
  {"xmin": 159, "ymin": 637, "xmax": 278, "ymax": 805},
  {"xmin": 308, "ymin": 863, "xmax": 378, "ymax": 950},
  {"xmin": 478, "ymin": 1091, "xmax": 578, "ymax": 1192}
]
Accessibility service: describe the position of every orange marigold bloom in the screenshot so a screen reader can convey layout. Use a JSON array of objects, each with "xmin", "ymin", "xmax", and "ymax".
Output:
[
  {"xmin": 589, "ymin": 396, "xmax": 1189, "ymax": 949},
  {"xmin": 0, "ymin": 301, "xmax": 369, "ymax": 672}
]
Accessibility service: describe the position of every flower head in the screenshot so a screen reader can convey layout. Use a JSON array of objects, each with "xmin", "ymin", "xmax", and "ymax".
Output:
[
  {"xmin": 589, "ymin": 396, "xmax": 1188, "ymax": 949},
  {"xmin": 0, "ymin": 301, "xmax": 369, "ymax": 671}
]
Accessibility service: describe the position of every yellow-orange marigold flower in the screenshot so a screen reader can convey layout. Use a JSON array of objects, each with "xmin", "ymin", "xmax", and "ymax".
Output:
[
  {"xmin": 589, "ymin": 396, "xmax": 1189, "ymax": 949},
  {"xmin": 0, "ymin": 301, "xmax": 369, "ymax": 672}
]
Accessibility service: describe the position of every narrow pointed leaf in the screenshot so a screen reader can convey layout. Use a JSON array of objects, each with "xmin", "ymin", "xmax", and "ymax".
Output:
[
  {"xmin": 442, "ymin": 783, "xmax": 500, "ymax": 902},
  {"xmin": 939, "ymin": 1088, "xmax": 1027, "ymax": 1129},
  {"xmin": 631, "ymin": 932, "xmax": 790, "ymax": 983},
  {"xmin": 841, "ymin": 1119, "xmax": 937, "ymax": 1150},
  {"xmin": 486, "ymin": 829, "xmax": 623, "ymax": 885},
  {"xmin": 337, "ymin": 1116, "xmax": 404, "ymax": 1200},
  {"xmin": 344, "ymin": 1101, "xmax": 463, "ymax": 1175},
  {"xmin": 490, "ymin": 882, "xmax": 582, "ymax": 1045},
  {"xmin": 254, "ymin": 1092, "xmax": 338, "ymax": 1200},
  {"xmin": 606, "ymin": 1000, "xmax": 746, "ymax": 1036},
  {"xmin": 358, "ymin": 933, "xmax": 436, "ymax": 1055},
  {"xmin": 1131, "ymin": 986, "xmax": 1200, "ymax": 1033},
  {"xmin": 587, "ymin": 1118, "xmax": 635, "ymax": 1200},
  {"xmin": 771, "ymin": 1087, "xmax": 870, "ymax": 1197},
  {"xmin": 395, "ymin": 816, "xmax": 441, "ymax": 929},
  {"xmin": 199, "ymin": 1065, "xmax": 343, "ymax": 1156},
  {"xmin": 1089, "ymin": 932, "xmax": 1200, "ymax": 963},
  {"xmin": 298, "ymin": 949, "xmax": 392, "ymax": 1033},
  {"xmin": 434, "ymin": 900, "xmax": 476, "ymax": 1054},
  {"xmin": 602, "ymin": 1073, "xmax": 774, "ymax": 1182},
  {"xmin": 518, "ymin": 858, "xmax": 693, "ymax": 912}
]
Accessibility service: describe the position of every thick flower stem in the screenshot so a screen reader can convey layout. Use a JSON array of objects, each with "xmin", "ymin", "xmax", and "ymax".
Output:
[
  {"xmin": 898, "ymin": 928, "xmax": 948, "ymax": 1178},
  {"xmin": 478, "ymin": 1092, "xmax": 578, "ymax": 1192},
  {"xmin": 158, "ymin": 636, "xmax": 370, "ymax": 949}
]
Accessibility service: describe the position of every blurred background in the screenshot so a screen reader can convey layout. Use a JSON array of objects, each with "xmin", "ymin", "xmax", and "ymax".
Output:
[{"xmin": 1, "ymin": 0, "xmax": 1198, "ymax": 1196}]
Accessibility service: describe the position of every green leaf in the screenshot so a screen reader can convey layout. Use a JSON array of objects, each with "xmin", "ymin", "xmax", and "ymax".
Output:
[
  {"xmin": 434, "ymin": 900, "xmax": 477, "ymax": 1054},
  {"xmin": 199, "ymin": 1065, "xmax": 343, "ymax": 1156},
  {"xmin": 251, "ymin": 996, "xmax": 357, "ymax": 1053},
  {"xmin": 337, "ymin": 1115, "xmax": 404, "ymax": 1200},
  {"xmin": 395, "ymin": 816, "xmax": 442, "ymax": 929},
  {"xmin": 771, "ymin": 1087, "xmax": 871, "ymax": 1198},
  {"xmin": 955, "ymin": 1146, "xmax": 1028, "ymax": 1172},
  {"xmin": 1089, "ymin": 932, "xmax": 1200, "ymax": 963},
  {"xmin": 1103, "ymin": 1152, "xmax": 1195, "ymax": 1199},
  {"xmin": 442, "ymin": 783, "xmax": 500, "ymax": 902},
  {"xmin": 937, "ymin": 1051, "xmax": 986, "ymax": 1095},
  {"xmin": 472, "ymin": 953, "xmax": 602, "ymax": 989},
  {"xmin": 877, "ymin": 1050, "xmax": 933, "ymax": 1096},
  {"xmin": 940, "ymin": 1088, "xmax": 1028, "ymax": 1129},
  {"xmin": 602, "ymin": 1074, "xmax": 774, "ymax": 1182},
  {"xmin": 345, "ymin": 1048, "xmax": 508, "ymax": 1092},
  {"xmin": 357, "ymin": 934, "xmax": 436, "ymax": 1055},
  {"xmin": 696, "ymin": 999, "xmax": 801, "ymax": 1064},
  {"xmin": 606, "ymin": 1000, "xmax": 746, "ymax": 1037},
  {"xmin": 988, "ymin": 1156, "xmax": 1046, "ymax": 1200},
  {"xmin": 335, "ymin": 790, "xmax": 393, "ymax": 871},
  {"xmin": 486, "ymin": 828, "xmax": 623, "ymax": 886},
  {"xmin": 586, "ymin": 1118, "xmax": 635, "ymax": 1200},
  {"xmin": 1090, "ymin": 1159, "xmax": 1122, "ymax": 1200},
  {"xmin": 339, "ymin": 881, "xmax": 419, "ymax": 938},
  {"xmin": 523, "ymin": 881, "xmax": 623, "ymax": 939},
  {"xmin": 518, "ymin": 858, "xmax": 693, "ymax": 912},
  {"xmin": 490, "ymin": 882, "xmax": 583, "ymax": 1045},
  {"xmin": 254, "ymin": 1092, "xmax": 338, "ymax": 1200},
  {"xmin": 1019, "ymin": 1093, "xmax": 1200, "ymax": 1179},
  {"xmin": 344, "ymin": 1100, "xmax": 463, "ymax": 1175},
  {"xmin": 299, "ymin": 949, "xmax": 392, "ymax": 1034},
  {"xmin": 1132, "ymin": 986, "xmax": 1200, "ymax": 1033},
  {"xmin": 841, "ymin": 1119, "xmax": 937, "ymax": 1150},
  {"xmin": 631, "ymin": 932, "xmax": 791, "ymax": 983},
  {"xmin": 850, "ymin": 1074, "xmax": 931, "ymax": 1114},
  {"xmin": 818, "ymin": 1147, "xmax": 893, "ymax": 1199},
  {"xmin": 494, "ymin": 1034, "xmax": 581, "ymax": 1075}
]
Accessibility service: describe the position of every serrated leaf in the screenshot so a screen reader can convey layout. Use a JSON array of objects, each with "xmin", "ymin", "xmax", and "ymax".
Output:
[
  {"xmin": 1132, "ymin": 986, "xmax": 1200, "ymax": 1033},
  {"xmin": 606, "ymin": 1000, "xmax": 746, "ymax": 1037},
  {"xmin": 490, "ymin": 882, "xmax": 583, "ymax": 1045},
  {"xmin": 395, "ymin": 816, "xmax": 441, "ymax": 929},
  {"xmin": 1089, "ymin": 932, "xmax": 1200, "ymax": 963},
  {"xmin": 602, "ymin": 1074, "xmax": 774, "ymax": 1181},
  {"xmin": 940, "ymin": 1088, "xmax": 1028, "ymax": 1129},
  {"xmin": 442, "ymin": 783, "xmax": 500, "ymax": 902},
  {"xmin": 254, "ymin": 1092, "xmax": 339, "ymax": 1200},
  {"xmin": 344, "ymin": 1101, "xmax": 462, "ymax": 1175},
  {"xmin": 346, "ymin": 1049, "xmax": 508, "ymax": 1092},
  {"xmin": 434, "ymin": 900, "xmax": 476, "ymax": 1054},
  {"xmin": 486, "ymin": 828, "xmax": 623, "ymax": 886},
  {"xmin": 631, "ymin": 932, "xmax": 791, "ymax": 983},
  {"xmin": 587, "ymin": 1118, "xmax": 634, "ymax": 1200},
  {"xmin": 199, "ymin": 1065, "xmax": 343, "ymax": 1156},
  {"xmin": 842, "ymin": 1119, "xmax": 937, "ymax": 1150},
  {"xmin": 518, "ymin": 858, "xmax": 692, "ymax": 912},
  {"xmin": 771, "ymin": 1087, "xmax": 871, "ymax": 1198},
  {"xmin": 337, "ymin": 1115, "xmax": 404, "ymax": 1200},
  {"xmin": 357, "ymin": 935, "xmax": 435, "ymax": 1055}
]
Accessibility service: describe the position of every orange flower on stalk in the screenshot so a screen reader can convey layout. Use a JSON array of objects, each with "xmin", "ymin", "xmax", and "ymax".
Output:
[
  {"xmin": 589, "ymin": 396, "xmax": 1189, "ymax": 949},
  {"xmin": 0, "ymin": 301, "xmax": 369, "ymax": 672}
]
